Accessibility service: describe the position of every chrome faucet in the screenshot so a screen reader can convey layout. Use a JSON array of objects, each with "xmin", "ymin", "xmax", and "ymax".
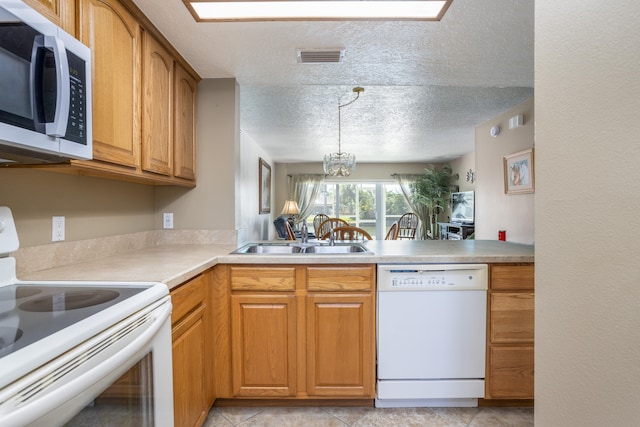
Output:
[
  {"xmin": 300, "ymin": 222, "xmax": 308, "ymax": 244},
  {"xmin": 329, "ymin": 227, "xmax": 336, "ymax": 246}
]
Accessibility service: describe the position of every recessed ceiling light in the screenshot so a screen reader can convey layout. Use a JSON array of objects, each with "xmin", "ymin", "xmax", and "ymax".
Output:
[{"xmin": 185, "ymin": 0, "xmax": 452, "ymax": 22}]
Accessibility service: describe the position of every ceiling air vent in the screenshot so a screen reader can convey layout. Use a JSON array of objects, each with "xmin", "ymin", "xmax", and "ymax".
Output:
[{"xmin": 296, "ymin": 48, "xmax": 345, "ymax": 64}]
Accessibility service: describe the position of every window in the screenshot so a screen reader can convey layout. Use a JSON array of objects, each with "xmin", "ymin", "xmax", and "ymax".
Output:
[{"xmin": 308, "ymin": 182, "xmax": 411, "ymax": 239}]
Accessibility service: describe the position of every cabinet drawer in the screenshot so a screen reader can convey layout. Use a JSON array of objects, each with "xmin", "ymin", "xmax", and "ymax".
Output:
[
  {"xmin": 171, "ymin": 274, "xmax": 205, "ymax": 325},
  {"xmin": 306, "ymin": 265, "xmax": 375, "ymax": 291},
  {"xmin": 491, "ymin": 265, "xmax": 534, "ymax": 290},
  {"xmin": 230, "ymin": 266, "xmax": 296, "ymax": 291},
  {"xmin": 488, "ymin": 346, "xmax": 534, "ymax": 399},
  {"xmin": 490, "ymin": 293, "xmax": 534, "ymax": 343}
]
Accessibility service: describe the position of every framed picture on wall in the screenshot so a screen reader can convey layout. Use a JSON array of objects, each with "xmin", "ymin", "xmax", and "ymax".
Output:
[
  {"xmin": 503, "ymin": 148, "xmax": 535, "ymax": 194},
  {"xmin": 259, "ymin": 158, "xmax": 271, "ymax": 213}
]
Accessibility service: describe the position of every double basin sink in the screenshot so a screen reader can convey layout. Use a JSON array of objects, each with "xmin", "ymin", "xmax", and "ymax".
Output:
[{"xmin": 232, "ymin": 242, "xmax": 371, "ymax": 255}]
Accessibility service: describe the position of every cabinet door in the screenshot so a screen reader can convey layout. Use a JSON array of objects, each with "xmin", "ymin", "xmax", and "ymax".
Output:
[
  {"xmin": 171, "ymin": 273, "xmax": 210, "ymax": 427},
  {"xmin": 79, "ymin": 0, "xmax": 140, "ymax": 167},
  {"xmin": 231, "ymin": 294, "xmax": 296, "ymax": 397},
  {"xmin": 306, "ymin": 293, "xmax": 375, "ymax": 397},
  {"xmin": 173, "ymin": 64, "xmax": 197, "ymax": 181},
  {"xmin": 24, "ymin": 0, "xmax": 75, "ymax": 34},
  {"xmin": 142, "ymin": 32, "xmax": 173, "ymax": 176},
  {"xmin": 172, "ymin": 307, "xmax": 206, "ymax": 427},
  {"xmin": 487, "ymin": 346, "xmax": 534, "ymax": 399}
]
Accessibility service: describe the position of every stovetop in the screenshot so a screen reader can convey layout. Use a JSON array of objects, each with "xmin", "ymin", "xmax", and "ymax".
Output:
[{"xmin": 0, "ymin": 283, "xmax": 152, "ymax": 358}]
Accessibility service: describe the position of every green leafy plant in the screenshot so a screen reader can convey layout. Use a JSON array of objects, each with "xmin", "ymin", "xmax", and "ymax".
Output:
[{"xmin": 412, "ymin": 165, "xmax": 459, "ymax": 239}]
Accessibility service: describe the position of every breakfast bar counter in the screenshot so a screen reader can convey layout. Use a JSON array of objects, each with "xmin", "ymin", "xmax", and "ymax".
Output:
[{"xmin": 18, "ymin": 239, "xmax": 533, "ymax": 290}]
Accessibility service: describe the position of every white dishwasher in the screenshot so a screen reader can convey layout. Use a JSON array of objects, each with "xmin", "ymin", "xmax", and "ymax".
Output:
[{"xmin": 376, "ymin": 264, "xmax": 488, "ymax": 408}]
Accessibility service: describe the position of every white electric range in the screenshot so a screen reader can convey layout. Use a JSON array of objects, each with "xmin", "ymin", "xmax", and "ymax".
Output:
[{"xmin": 0, "ymin": 207, "xmax": 174, "ymax": 426}]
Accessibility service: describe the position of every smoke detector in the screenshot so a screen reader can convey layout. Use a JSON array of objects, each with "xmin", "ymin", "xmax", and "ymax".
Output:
[{"xmin": 296, "ymin": 48, "xmax": 345, "ymax": 64}]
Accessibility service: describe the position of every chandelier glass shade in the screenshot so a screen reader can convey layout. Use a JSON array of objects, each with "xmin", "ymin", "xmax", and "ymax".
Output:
[
  {"xmin": 323, "ymin": 87, "xmax": 364, "ymax": 177},
  {"xmin": 323, "ymin": 152, "xmax": 356, "ymax": 177}
]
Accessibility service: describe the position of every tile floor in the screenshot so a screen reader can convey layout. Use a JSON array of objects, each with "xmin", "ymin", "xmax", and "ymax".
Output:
[{"xmin": 204, "ymin": 406, "xmax": 534, "ymax": 427}]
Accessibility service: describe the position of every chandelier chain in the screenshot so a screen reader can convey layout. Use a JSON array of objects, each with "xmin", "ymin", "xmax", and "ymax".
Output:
[
  {"xmin": 337, "ymin": 88, "xmax": 363, "ymax": 153},
  {"xmin": 324, "ymin": 86, "xmax": 364, "ymax": 177}
]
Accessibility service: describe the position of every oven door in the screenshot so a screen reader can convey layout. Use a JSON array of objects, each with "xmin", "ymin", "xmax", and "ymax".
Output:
[{"xmin": 0, "ymin": 296, "xmax": 173, "ymax": 427}]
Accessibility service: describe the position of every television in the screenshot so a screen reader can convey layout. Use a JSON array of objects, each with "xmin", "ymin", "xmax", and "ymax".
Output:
[{"xmin": 450, "ymin": 191, "xmax": 474, "ymax": 224}]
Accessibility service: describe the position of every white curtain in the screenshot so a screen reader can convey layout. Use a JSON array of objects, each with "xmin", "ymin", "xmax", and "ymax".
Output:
[
  {"xmin": 287, "ymin": 174, "xmax": 324, "ymax": 225},
  {"xmin": 393, "ymin": 174, "xmax": 430, "ymax": 240}
]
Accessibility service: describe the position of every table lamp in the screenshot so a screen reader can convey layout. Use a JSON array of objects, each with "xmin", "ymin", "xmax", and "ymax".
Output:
[{"xmin": 281, "ymin": 200, "xmax": 300, "ymax": 229}]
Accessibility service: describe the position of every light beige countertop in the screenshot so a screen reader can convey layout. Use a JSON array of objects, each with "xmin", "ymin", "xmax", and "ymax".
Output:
[
  {"xmin": 20, "ymin": 244, "xmax": 236, "ymax": 290},
  {"xmin": 19, "ymin": 240, "xmax": 533, "ymax": 290},
  {"xmin": 222, "ymin": 240, "xmax": 534, "ymax": 265}
]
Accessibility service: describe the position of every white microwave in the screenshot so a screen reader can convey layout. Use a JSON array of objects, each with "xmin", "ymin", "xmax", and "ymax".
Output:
[{"xmin": 0, "ymin": 0, "xmax": 92, "ymax": 164}]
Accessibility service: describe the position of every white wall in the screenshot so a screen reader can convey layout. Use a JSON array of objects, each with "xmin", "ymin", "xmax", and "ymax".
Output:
[
  {"xmin": 155, "ymin": 79, "xmax": 238, "ymax": 235},
  {"xmin": 238, "ymin": 130, "xmax": 274, "ymax": 242},
  {"xmin": 156, "ymin": 78, "xmax": 276, "ymax": 244},
  {"xmin": 474, "ymin": 98, "xmax": 534, "ymax": 243},
  {"xmin": 449, "ymin": 151, "xmax": 476, "ymax": 194},
  {"xmin": 536, "ymin": 2, "xmax": 640, "ymax": 425},
  {"xmin": 0, "ymin": 169, "xmax": 155, "ymax": 247}
]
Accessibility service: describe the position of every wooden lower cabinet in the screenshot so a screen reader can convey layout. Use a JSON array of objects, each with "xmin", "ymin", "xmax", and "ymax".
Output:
[
  {"xmin": 306, "ymin": 293, "xmax": 374, "ymax": 397},
  {"xmin": 171, "ymin": 271, "xmax": 213, "ymax": 427},
  {"xmin": 231, "ymin": 294, "xmax": 297, "ymax": 397},
  {"xmin": 488, "ymin": 346, "xmax": 535, "ymax": 399},
  {"xmin": 485, "ymin": 264, "xmax": 535, "ymax": 401},
  {"xmin": 215, "ymin": 264, "xmax": 376, "ymax": 401}
]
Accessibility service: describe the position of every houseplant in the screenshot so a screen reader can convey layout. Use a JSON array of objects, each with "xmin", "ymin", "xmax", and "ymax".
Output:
[{"xmin": 412, "ymin": 165, "xmax": 459, "ymax": 239}]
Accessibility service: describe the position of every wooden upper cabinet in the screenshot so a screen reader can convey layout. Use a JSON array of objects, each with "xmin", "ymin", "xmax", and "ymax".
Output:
[
  {"xmin": 79, "ymin": 0, "xmax": 140, "ymax": 168},
  {"xmin": 24, "ymin": 0, "xmax": 75, "ymax": 34},
  {"xmin": 141, "ymin": 32, "xmax": 173, "ymax": 176},
  {"xmin": 21, "ymin": 0, "xmax": 198, "ymax": 186},
  {"xmin": 173, "ymin": 64, "xmax": 197, "ymax": 181}
]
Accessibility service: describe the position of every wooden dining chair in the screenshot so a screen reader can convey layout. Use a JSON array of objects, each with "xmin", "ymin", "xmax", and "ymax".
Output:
[
  {"xmin": 284, "ymin": 221, "xmax": 296, "ymax": 241},
  {"xmin": 397, "ymin": 212, "xmax": 419, "ymax": 240},
  {"xmin": 312, "ymin": 214, "xmax": 330, "ymax": 236},
  {"xmin": 384, "ymin": 221, "xmax": 400, "ymax": 240},
  {"xmin": 321, "ymin": 226, "xmax": 372, "ymax": 241},
  {"xmin": 317, "ymin": 218, "xmax": 349, "ymax": 240}
]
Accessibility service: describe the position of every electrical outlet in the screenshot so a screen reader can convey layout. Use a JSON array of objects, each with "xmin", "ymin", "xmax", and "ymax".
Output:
[
  {"xmin": 163, "ymin": 213, "xmax": 174, "ymax": 229},
  {"xmin": 52, "ymin": 216, "xmax": 65, "ymax": 241}
]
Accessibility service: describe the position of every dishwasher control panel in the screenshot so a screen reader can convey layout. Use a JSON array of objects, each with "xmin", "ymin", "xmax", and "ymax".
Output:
[{"xmin": 377, "ymin": 264, "xmax": 488, "ymax": 291}]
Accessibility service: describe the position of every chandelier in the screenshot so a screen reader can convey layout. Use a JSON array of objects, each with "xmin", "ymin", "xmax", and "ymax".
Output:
[{"xmin": 323, "ymin": 87, "xmax": 364, "ymax": 177}]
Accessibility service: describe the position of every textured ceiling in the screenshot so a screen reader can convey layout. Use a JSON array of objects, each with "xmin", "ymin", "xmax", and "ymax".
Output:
[{"xmin": 132, "ymin": 0, "xmax": 534, "ymax": 163}]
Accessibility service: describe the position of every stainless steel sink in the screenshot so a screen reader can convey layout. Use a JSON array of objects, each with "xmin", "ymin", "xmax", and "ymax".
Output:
[
  {"xmin": 235, "ymin": 244, "xmax": 304, "ymax": 254},
  {"xmin": 231, "ymin": 242, "xmax": 371, "ymax": 255},
  {"xmin": 303, "ymin": 244, "xmax": 368, "ymax": 254}
]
